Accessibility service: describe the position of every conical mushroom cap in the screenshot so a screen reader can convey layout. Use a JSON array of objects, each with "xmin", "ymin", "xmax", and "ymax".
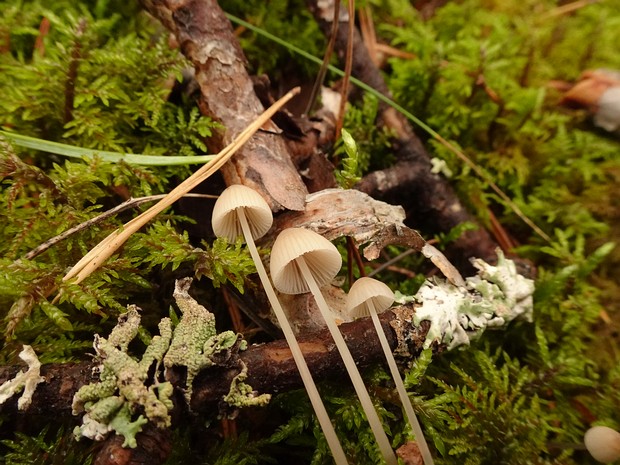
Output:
[
  {"xmin": 212, "ymin": 185, "xmax": 273, "ymax": 241},
  {"xmin": 584, "ymin": 426, "xmax": 620, "ymax": 463},
  {"xmin": 347, "ymin": 277, "xmax": 395, "ymax": 318},
  {"xmin": 270, "ymin": 228, "xmax": 342, "ymax": 295}
]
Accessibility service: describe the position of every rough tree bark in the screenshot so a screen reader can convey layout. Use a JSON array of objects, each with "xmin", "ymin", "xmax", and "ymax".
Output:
[{"xmin": 140, "ymin": 0, "xmax": 308, "ymax": 212}]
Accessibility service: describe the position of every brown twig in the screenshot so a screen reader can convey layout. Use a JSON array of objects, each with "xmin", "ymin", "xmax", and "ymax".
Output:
[
  {"xmin": 306, "ymin": 0, "xmax": 511, "ymax": 271},
  {"xmin": 0, "ymin": 306, "xmax": 429, "ymax": 419},
  {"xmin": 64, "ymin": 19, "xmax": 86, "ymax": 124},
  {"xmin": 305, "ymin": 0, "xmax": 340, "ymax": 115},
  {"xmin": 21, "ymin": 194, "xmax": 216, "ymax": 261},
  {"xmin": 34, "ymin": 17, "xmax": 50, "ymax": 57},
  {"xmin": 542, "ymin": 0, "xmax": 599, "ymax": 19},
  {"xmin": 334, "ymin": 0, "xmax": 355, "ymax": 140},
  {"xmin": 140, "ymin": 0, "xmax": 308, "ymax": 212}
]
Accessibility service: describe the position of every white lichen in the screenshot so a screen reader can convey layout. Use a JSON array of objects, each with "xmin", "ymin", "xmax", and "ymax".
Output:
[
  {"xmin": 0, "ymin": 345, "xmax": 44, "ymax": 410},
  {"xmin": 405, "ymin": 250, "xmax": 534, "ymax": 350}
]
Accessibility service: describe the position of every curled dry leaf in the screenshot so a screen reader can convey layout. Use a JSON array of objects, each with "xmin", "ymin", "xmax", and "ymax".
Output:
[{"xmin": 267, "ymin": 188, "xmax": 426, "ymax": 253}]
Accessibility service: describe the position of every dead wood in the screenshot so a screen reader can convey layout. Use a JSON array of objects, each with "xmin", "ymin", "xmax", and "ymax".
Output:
[
  {"xmin": 140, "ymin": 0, "xmax": 308, "ymax": 212},
  {"xmin": 306, "ymin": 0, "xmax": 500, "ymax": 271},
  {"xmin": 0, "ymin": 306, "xmax": 429, "ymax": 418},
  {"xmin": 93, "ymin": 425, "xmax": 172, "ymax": 465}
]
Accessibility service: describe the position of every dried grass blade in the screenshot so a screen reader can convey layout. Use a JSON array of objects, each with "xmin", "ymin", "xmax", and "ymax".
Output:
[{"xmin": 62, "ymin": 87, "xmax": 301, "ymax": 285}]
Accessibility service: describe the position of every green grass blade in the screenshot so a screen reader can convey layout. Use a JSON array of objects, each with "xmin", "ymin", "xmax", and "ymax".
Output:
[{"xmin": 0, "ymin": 130, "xmax": 216, "ymax": 166}]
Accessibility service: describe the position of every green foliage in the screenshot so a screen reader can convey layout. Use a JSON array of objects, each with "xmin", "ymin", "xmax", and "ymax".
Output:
[
  {"xmin": 433, "ymin": 221, "xmax": 479, "ymax": 250},
  {"xmin": 0, "ymin": 0, "xmax": 246, "ymax": 368},
  {"xmin": 0, "ymin": 426, "xmax": 93, "ymax": 465},
  {"xmin": 334, "ymin": 129, "xmax": 362, "ymax": 189},
  {"xmin": 384, "ymin": 0, "xmax": 620, "ymax": 239},
  {"xmin": 128, "ymin": 224, "xmax": 257, "ymax": 293},
  {"xmin": 428, "ymin": 348, "xmax": 563, "ymax": 465},
  {"xmin": 222, "ymin": 0, "xmax": 325, "ymax": 78},
  {"xmin": 0, "ymin": 0, "xmax": 219, "ymax": 175},
  {"xmin": 340, "ymin": 94, "xmax": 395, "ymax": 173},
  {"xmin": 1, "ymin": 0, "xmax": 619, "ymax": 464},
  {"xmin": 202, "ymin": 432, "xmax": 274, "ymax": 465}
]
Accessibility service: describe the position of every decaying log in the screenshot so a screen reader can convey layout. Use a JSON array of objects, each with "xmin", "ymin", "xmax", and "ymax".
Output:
[
  {"xmin": 140, "ymin": 0, "xmax": 308, "ymax": 212},
  {"xmin": 0, "ymin": 306, "xmax": 427, "ymax": 418},
  {"xmin": 306, "ymin": 0, "xmax": 500, "ymax": 270}
]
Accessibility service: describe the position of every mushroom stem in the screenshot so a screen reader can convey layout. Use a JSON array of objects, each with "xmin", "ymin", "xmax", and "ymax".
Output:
[
  {"xmin": 236, "ymin": 209, "xmax": 349, "ymax": 465},
  {"xmin": 295, "ymin": 256, "xmax": 398, "ymax": 465},
  {"xmin": 367, "ymin": 299, "xmax": 435, "ymax": 465}
]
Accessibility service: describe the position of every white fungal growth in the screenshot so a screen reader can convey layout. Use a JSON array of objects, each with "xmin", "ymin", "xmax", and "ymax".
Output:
[
  {"xmin": 0, "ymin": 345, "xmax": 45, "ymax": 410},
  {"xmin": 409, "ymin": 250, "xmax": 534, "ymax": 350}
]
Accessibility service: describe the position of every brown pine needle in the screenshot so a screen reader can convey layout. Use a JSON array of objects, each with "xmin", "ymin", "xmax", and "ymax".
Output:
[
  {"xmin": 542, "ymin": 0, "xmax": 599, "ymax": 19},
  {"xmin": 60, "ymin": 87, "xmax": 301, "ymax": 286}
]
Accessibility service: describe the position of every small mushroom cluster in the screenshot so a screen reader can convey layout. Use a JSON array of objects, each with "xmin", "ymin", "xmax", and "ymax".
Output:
[{"xmin": 212, "ymin": 185, "xmax": 434, "ymax": 465}]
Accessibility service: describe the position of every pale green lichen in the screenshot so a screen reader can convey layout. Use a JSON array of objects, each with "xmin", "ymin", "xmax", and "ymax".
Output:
[
  {"xmin": 0, "ymin": 345, "xmax": 44, "ymax": 410},
  {"xmin": 164, "ymin": 278, "xmax": 270, "ymax": 409},
  {"xmin": 223, "ymin": 361, "xmax": 271, "ymax": 411},
  {"xmin": 403, "ymin": 250, "xmax": 534, "ymax": 350},
  {"xmin": 73, "ymin": 279, "xmax": 270, "ymax": 449},
  {"xmin": 73, "ymin": 305, "xmax": 173, "ymax": 447}
]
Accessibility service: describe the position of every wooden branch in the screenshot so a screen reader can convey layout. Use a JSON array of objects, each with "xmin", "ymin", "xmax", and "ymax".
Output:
[
  {"xmin": 306, "ymin": 0, "xmax": 500, "ymax": 271},
  {"xmin": 0, "ymin": 306, "xmax": 429, "ymax": 418},
  {"xmin": 140, "ymin": 0, "xmax": 308, "ymax": 212}
]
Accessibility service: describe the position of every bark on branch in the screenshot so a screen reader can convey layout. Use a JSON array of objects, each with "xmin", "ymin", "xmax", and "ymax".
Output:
[
  {"xmin": 0, "ymin": 306, "xmax": 428, "ymax": 418},
  {"xmin": 140, "ymin": 0, "xmax": 308, "ymax": 212}
]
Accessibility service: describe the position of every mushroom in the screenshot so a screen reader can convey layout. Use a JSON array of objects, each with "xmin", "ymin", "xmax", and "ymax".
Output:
[
  {"xmin": 584, "ymin": 425, "xmax": 620, "ymax": 463},
  {"xmin": 270, "ymin": 227, "xmax": 398, "ymax": 465},
  {"xmin": 211, "ymin": 185, "xmax": 348, "ymax": 465},
  {"xmin": 347, "ymin": 277, "xmax": 434, "ymax": 465}
]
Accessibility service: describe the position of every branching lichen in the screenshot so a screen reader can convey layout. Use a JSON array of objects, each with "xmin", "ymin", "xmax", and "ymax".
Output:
[
  {"xmin": 72, "ymin": 279, "xmax": 269, "ymax": 449},
  {"xmin": 164, "ymin": 278, "xmax": 270, "ymax": 409},
  {"xmin": 72, "ymin": 305, "xmax": 174, "ymax": 447},
  {"xmin": 0, "ymin": 345, "xmax": 44, "ymax": 410},
  {"xmin": 223, "ymin": 360, "xmax": 271, "ymax": 411}
]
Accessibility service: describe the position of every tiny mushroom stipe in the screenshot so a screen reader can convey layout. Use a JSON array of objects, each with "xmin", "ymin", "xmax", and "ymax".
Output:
[
  {"xmin": 211, "ymin": 185, "xmax": 348, "ymax": 465},
  {"xmin": 347, "ymin": 277, "xmax": 435, "ymax": 465},
  {"xmin": 270, "ymin": 227, "xmax": 399, "ymax": 465}
]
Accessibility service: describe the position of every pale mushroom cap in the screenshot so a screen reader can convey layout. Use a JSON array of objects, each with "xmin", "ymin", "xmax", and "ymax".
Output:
[
  {"xmin": 211, "ymin": 184, "xmax": 273, "ymax": 241},
  {"xmin": 584, "ymin": 426, "xmax": 620, "ymax": 463},
  {"xmin": 270, "ymin": 228, "xmax": 342, "ymax": 295},
  {"xmin": 347, "ymin": 277, "xmax": 395, "ymax": 318}
]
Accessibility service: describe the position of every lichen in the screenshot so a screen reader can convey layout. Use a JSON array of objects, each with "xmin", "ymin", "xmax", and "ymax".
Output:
[
  {"xmin": 0, "ymin": 345, "xmax": 44, "ymax": 410},
  {"xmin": 72, "ymin": 305, "xmax": 174, "ymax": 448},
  {"xmin": 222, "ymin": 361, "xmax": 271, "ymax": 412},
  {"xmin": 73, "ymin": 279, "xmax": 270, "ymax": 448},
  {"xmin": 165, "ymin": 277, "xmax": 233, "ymax": 404},
  {"xmin": 400, "ymin": 250, "xmax": 534, "ymax": 350}
]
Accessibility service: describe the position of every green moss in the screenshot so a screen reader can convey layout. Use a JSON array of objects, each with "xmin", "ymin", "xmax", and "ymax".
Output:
[{"xmin": 1, "ymin": 0, "xmax": 619, "ymax": 463}]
